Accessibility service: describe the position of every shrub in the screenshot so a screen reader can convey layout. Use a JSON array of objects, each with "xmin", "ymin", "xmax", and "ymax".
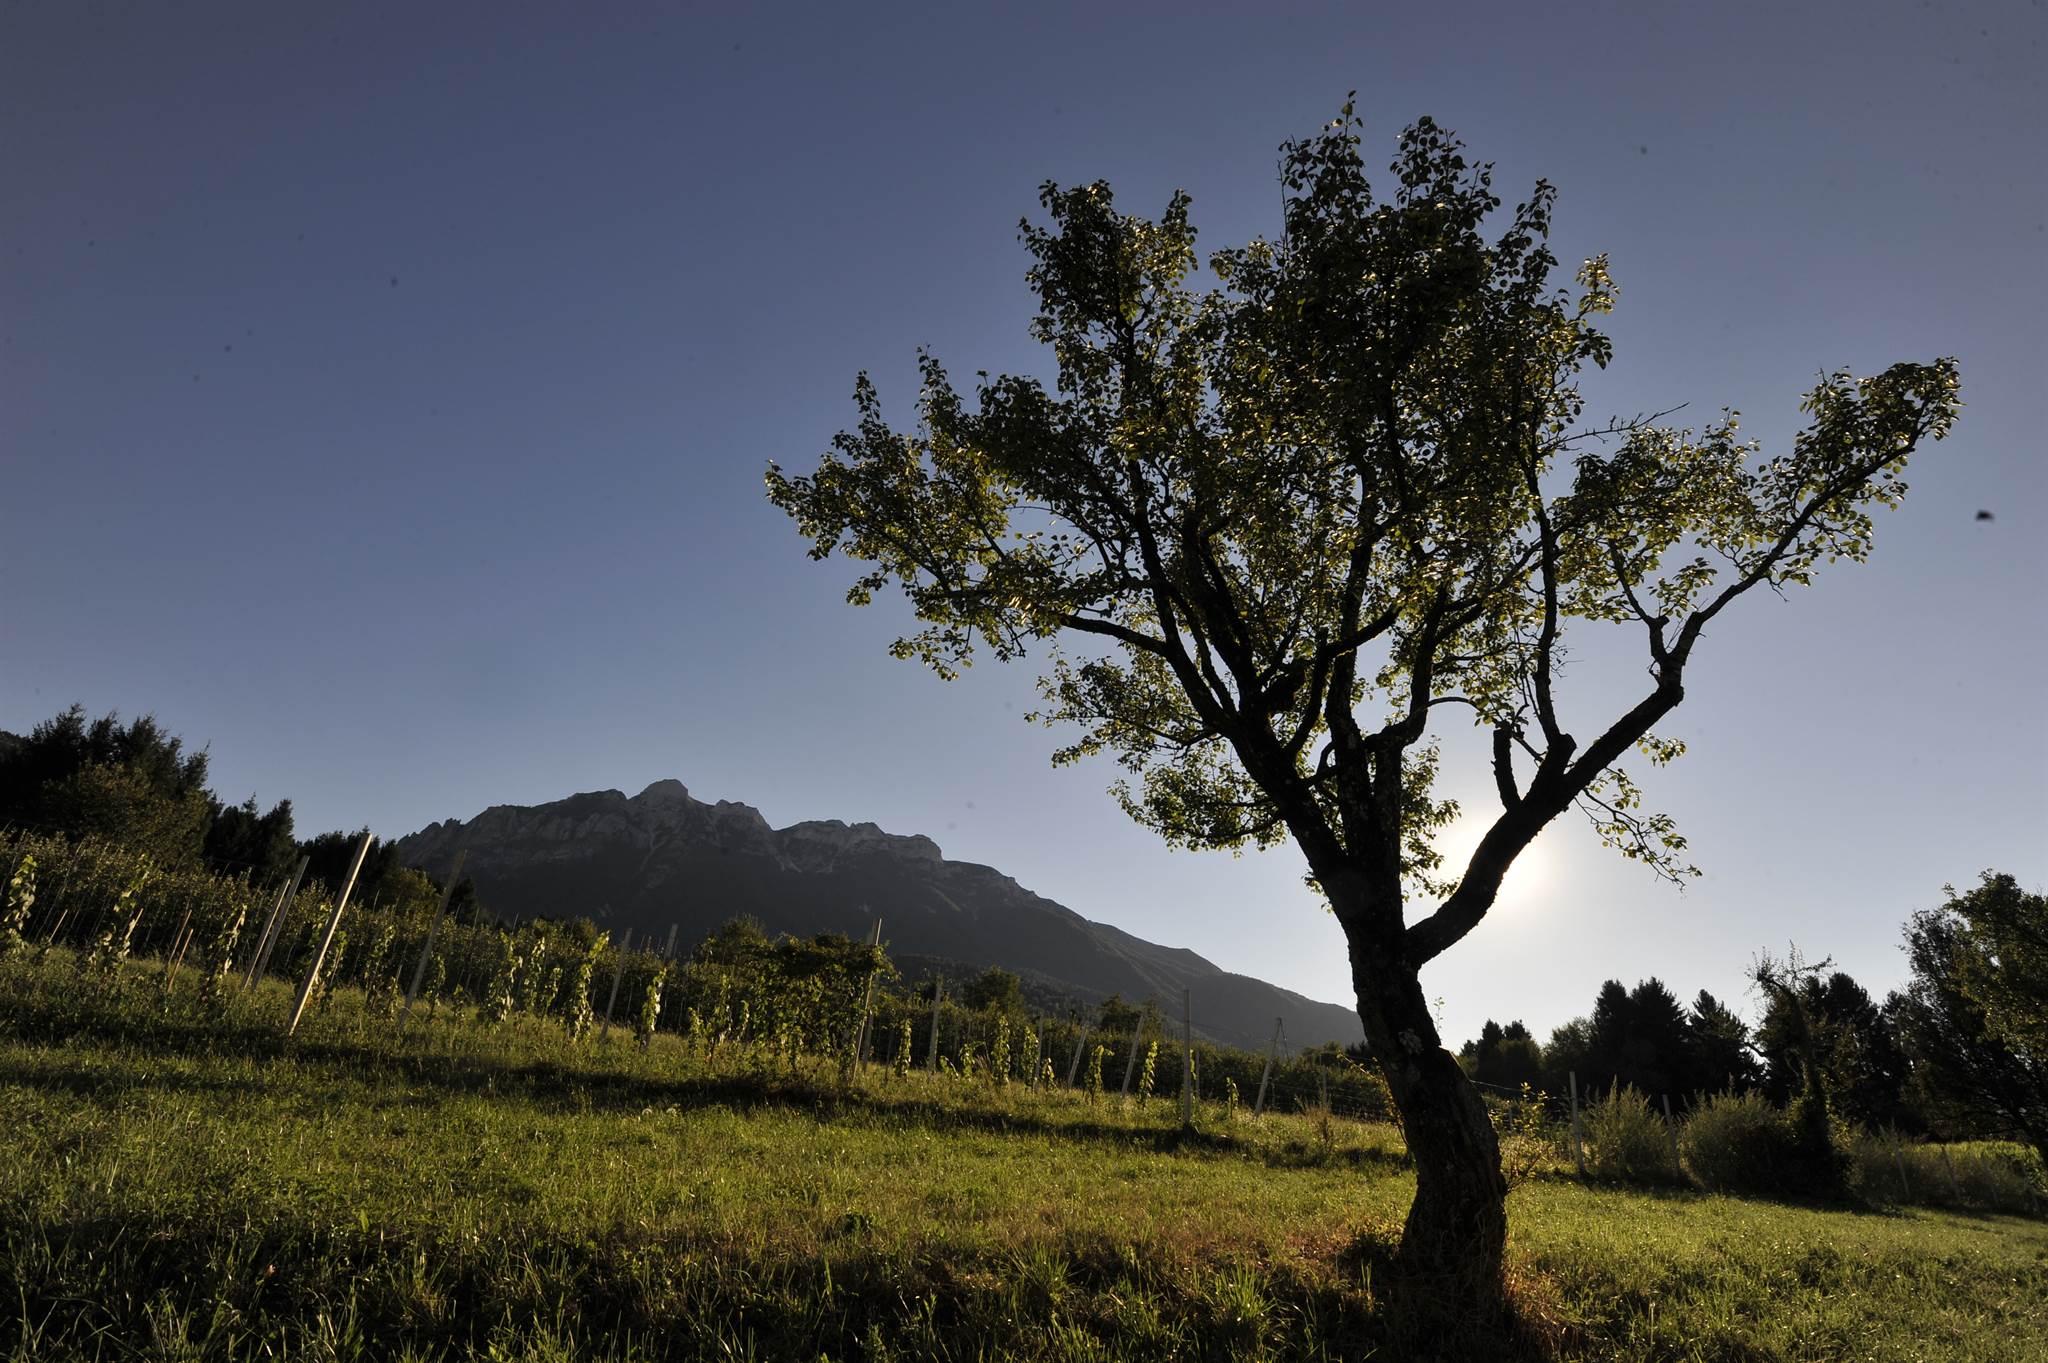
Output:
[
  {"xmin": 1585, "ymin": 1085, "xmax": 1676, "ymax": 1183},
  {"xmin": 1849, "ymin": 1132, "xmax": 2047, "ymax": 1215},
  {"xmin": 1496, "ymin": 1083, "xmax": 1564, "ymax": 1184},
  {"xmin": 1682, "ymin": 1090, "xmax": 1802, "ymax": 1195},
  {"xmin": 1, "ymin": 852, "xmax": 36, "ymax": 955},
  {"xmin": 636, "ymin": 961, "xmax": 668, "ymax": 1048},
  {"xmin": 990, "ymin": 1016, "xmax": 1010, "ymax": 1085}
]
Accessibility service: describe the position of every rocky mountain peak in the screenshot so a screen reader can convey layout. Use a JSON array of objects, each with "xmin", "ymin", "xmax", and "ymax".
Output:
[{"xmin": 387, "ymin": 778, "xmax": 1365, "ymax": 1051}]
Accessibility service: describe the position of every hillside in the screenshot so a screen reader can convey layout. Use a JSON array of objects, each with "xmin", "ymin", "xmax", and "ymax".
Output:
[{"xmin": 392, "ymin": 779, "xmax": 1364, "ymax": 1051}]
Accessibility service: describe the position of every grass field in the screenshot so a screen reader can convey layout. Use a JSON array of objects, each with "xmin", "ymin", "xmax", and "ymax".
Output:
[{"xmin": 2, "ymin": 954, "xmax": 2043, "ymax": 1361}]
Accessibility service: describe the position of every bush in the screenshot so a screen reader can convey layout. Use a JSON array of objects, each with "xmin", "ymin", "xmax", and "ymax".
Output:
[
  {"xmin": 1682, "ymin": 1090, "xmax": 1800, "ymax": 1195},
  {"xmin": 1585, "ymin": 1085, "xmax": 1676, "ymax": 1183},
  {"xmin": 1848, "ymin": 1132, "xmax": 2047, "ymax": 1215}
]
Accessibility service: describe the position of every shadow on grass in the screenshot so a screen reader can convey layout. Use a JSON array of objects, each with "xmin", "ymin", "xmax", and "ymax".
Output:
[
  {"xmin": 0, "ymin": 986, "xmax": 1412, "ymax": 1178},
  {"xmin": 0, "ymin": 1201, "xmax": 1554, "ymax": 1363}
]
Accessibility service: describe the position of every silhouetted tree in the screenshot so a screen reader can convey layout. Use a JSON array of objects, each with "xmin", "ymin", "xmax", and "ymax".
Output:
[
  {"xmin": 1461, "ymin": 1018, "xmax": 1544, "ymax": 1090},
  {"xmin": 297, "ymin": 827, "xmax": 410, "ymax": 901},
  {"xmin": 1894, "ymin": 878, "xmax": 2048, "ymax": 1162},
  {"xmin": 1757, "ymin": 969, "xmax": 1913, "ymax": 1129},
  {"xmin": 766, "ymin": 102, "xmax": 1960, "ymax": 1289},
  {"xmin": 204, "ymin": 795, "xmax": 298, "ymax": 882},
  {"xmin": 1684, "ymin": 989, "xmax": 1760, "ymax": 1097},
  {"xmin": 1571, "ymin": 976, "xmax": 1696, "ymax": 1101},
  {"xmin": 0, "ymin": 705, "xmax": 216, "ymax": 865},
  {"xmin": 1542, "ymin": 1017, "xmax": 1593, "ymax": 1099},
  {"xmin": 1932, "ymin": 872, "xmax": 2047, "ymax": 1062}
]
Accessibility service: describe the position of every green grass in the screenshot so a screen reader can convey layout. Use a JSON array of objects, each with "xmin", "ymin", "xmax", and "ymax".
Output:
[{"xmin": 2, "ymin": 955, "xmax": 2043, "ymax": 1361}]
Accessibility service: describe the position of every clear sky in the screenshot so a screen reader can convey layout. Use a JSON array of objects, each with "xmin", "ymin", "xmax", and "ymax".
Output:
[{"xmin": 6, "ymin": 1, "xmax": 2043, "ymax": 1049}]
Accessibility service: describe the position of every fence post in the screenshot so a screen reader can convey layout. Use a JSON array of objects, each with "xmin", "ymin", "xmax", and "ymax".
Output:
[
  {"xmin": 601, "ymin": 927, "xmax": 634, "ymax": 1037},
  {"xmin": 286, "ymin": 833, "xmax": 371, "ymax": 1037},
  {"xmin": 1661, "ymin": 1093, "xmax": 1680, "ymax": 1176},
  {"xmin": 1569, "ymin": 1071, "xmax": 1584, "ymax": 1175},
  {"xmin": 1253, "ymin": 1016, "xmax": 1283, "ymax": 1117},
  {"xmin": 245, "ymin": 856, "xmax": 309, "ymax": 990},
  {"xmin": 401, "ymin": 848, "xmax": 466, "ymax": 1022},
  {"xmin": 1065, "ymin": 1025, "xmax": 1092, "ymax": 1088},
  {"xmin": 1120, "ymin": 1020, "xmax": 1143, "ymax": 1097},
  {"xmin": 1943, "ymin": 1145, "xmax": 1962, "ymax": 1202},
  {"xmin": 925, "ymin": 977, "xmax": 944, "ymax": 1070},
  {"xmin": 663, "ymin": 923, "xmax": 679, "ymax": 960},
  {"xmin": 1179, "ymin": 988, "xmax": 1194, "ymax": 1128},
  {"xmin": 1892, "ymin": 1134, "xmax": 1911, "ymax": 1200}
]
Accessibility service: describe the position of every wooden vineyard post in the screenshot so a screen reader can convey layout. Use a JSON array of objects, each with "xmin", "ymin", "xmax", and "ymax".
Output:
[
  {"xmin": 1064, "ymin": 1025, "xmax": 1091, "ymax": 1088},
  {"xmin": 1120, "ymin": 1020, "xmax": 1143, "ymax": 1097},
  {"xmin": 663, "ymin": 923, "xmax": 679, "ymax": 960},
  {"xmin": 1662, "ymin": 1093, "xmax": 1680, "ymax": 1175},
  {"xmin": 1179, "ymin": 988, "xmax": 1194, "ymax": 1129},
  {"xmin": 601, "ymin": 927, "xmax": 634, "ymax": 1037},
  {"xmin": 851, "ymin": 917, "xmax": 883, "ymax": 1068},
  {"xmin": 1569, "ymin": 1071, "xmax": 1585, "ymax": 1175},
  {"xmin": 1253, "ymin": 1017, "xmax": 1283, "ymax": 1117},
  {"xmin": 246, "ymin": 857, "xmax": 309, "ymax": 990},
  {"xmin": 161, "ymin": 908, "xmax": 195, "ymax": 995},
  {"xmin": 241, "ymin": 871, "xmax": 291, "ymax": 987},
  {"xmin": 286, "ymin": 833, "xmax": 371, "ymax": 1037},
  {"xmin": 925, "ymin": 976, "xmax": 944, "ymax": 1070},
  {"xmin": 401, "ymin": 848, "xmax": 466, "ymax": 1022}
]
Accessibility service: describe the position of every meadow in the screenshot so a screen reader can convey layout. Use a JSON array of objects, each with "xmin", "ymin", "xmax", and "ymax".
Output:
[{"xmin": 2, "ymin": 949, "xmax": 2044, "ymax": 1363}]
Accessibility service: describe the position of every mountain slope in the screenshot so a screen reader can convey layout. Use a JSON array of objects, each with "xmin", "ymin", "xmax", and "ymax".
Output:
[{"xmin": 392, "ymin": 780, "xmax": 1363, "ymax": 1052}]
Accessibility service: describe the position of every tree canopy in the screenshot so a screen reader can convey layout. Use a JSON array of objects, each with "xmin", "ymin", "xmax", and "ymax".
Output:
[
  {"xmin": 768, "ymin": 103, "xmax": 1960, "ymax": 1285},
  {"xmin": 1894, "ymin": 873, "xmax": 2048, "ymax": 1161},
  {"xmin": 768, "ymin": 108, "xmax": 1960, "ymax": 958}
]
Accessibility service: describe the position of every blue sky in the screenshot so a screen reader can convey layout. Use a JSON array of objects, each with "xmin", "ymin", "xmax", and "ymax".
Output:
[{"xmin": 6, "ymin": 1, "xmax": 2042, "ymax": 1049}]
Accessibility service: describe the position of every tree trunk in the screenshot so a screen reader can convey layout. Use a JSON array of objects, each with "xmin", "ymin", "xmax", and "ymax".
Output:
[{"xmin": 1348, "ymin": 938, "xmax": 1508, "ymax": 1293}]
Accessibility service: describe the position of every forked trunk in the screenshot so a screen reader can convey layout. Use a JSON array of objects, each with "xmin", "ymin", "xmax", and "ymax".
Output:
[{"xmin": 1349, "ymin": 941, "xmax": 1508, "ymax": 1295}]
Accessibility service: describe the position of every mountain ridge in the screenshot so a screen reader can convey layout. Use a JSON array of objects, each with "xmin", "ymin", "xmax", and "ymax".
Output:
[{"xmin": 393, "ymin": 780, "xmax": 1364, "ymax": 1052}]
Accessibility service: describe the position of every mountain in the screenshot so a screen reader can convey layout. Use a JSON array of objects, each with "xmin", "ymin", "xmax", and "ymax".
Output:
[{"xmin": 391, "ymin": 780, "xmax": 1364, "ymax": 1053}]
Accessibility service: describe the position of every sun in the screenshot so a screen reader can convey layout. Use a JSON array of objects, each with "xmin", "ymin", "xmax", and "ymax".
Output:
[{"xmin": 1428, "ymin": 813, "xmax": 1557, "ymax": 910}]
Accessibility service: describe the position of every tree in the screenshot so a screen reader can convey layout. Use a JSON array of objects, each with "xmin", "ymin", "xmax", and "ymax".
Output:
[
  {"xmin": 1894, "ymin": 876, "xmax": 2048, "ymax": 1163},
  {"xmin": 1541, "ymin": 1016, "xmax": 1593, "ymax": 1101},
  {"xmin": 1460, "ymin": 1018, "xmax": 1543, "ymax": 1091},
  {"xmin": 1750, "ymin": 952, "xmax": 1851, "ymax": 1195},
  {"xmin": 1097, "ymin": 992, "xmax": 1145, "ymax": 1036},
  {"xmin": 766, "ymin": 106, "xmax": 1960, "ymax": 1289},
  {"xmin": 1756, "ymin": 969, "xmax": 1913, "ymax": 1130},
  {"xmin": 1939, "ymin": 871, "xmax": 2047, "ymax": 1062},
  {"xmin": 0, "ymin": 705, "xmax": 216, "ymax": 864},
  {"xmin": 960, "ymin": 965, "xmax": 1025, "ymax": 1016},
  {"xmin": 1684, "ymin": 989, "xmax": 1760, "ymax": 1097},
  {"xmin": 204, "ymin": 795, "xmax": 299, "ymax": 883}
]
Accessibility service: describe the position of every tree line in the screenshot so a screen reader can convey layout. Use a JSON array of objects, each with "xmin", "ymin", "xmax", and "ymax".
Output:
[
  {"xmin": 0, "ymin": 705, "xmax": 480, "ymax": 920},
  {"xmin": 1458, "ymin": 871, "xmax": 2046, "ymax": 1165}
]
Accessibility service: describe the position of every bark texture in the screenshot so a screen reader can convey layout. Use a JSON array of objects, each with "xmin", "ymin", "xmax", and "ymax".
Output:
[{"xmin": 1348, "ymin": 930, "xmax": 1509, "ymax": 1292}]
